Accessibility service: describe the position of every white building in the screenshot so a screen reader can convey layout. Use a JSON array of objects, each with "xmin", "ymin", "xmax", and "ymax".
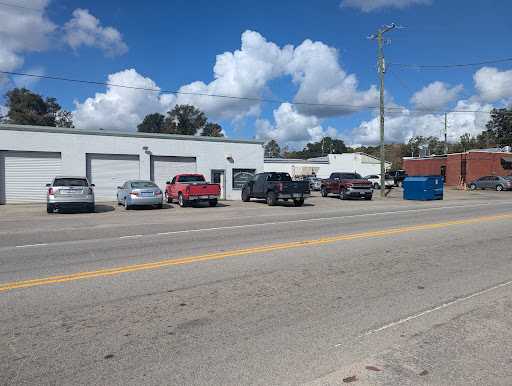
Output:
[
  {"xmin": 264, "ymin": 153, "xmax": 391, "ymax": 179},
  {"xmin": 0, "ymin": 124, "xmax": 264, "ymax": 203}
]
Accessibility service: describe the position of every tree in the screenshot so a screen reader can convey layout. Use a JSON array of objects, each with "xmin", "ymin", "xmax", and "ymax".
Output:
[
  {"xmin": 264, "ymin": 140, "xmax": 281, "ymax": 158},
  {"xmin": 485, "ymin": 107, "xmax": 512, "ymax": 147},
  {"xmin": 137, "ymin": 113, "xmax": 165, "ymax": 133},
  {"xmin": 3, "ymin": 87, "xmax": 73, "ymax": 127},
  {"xmin": 201, "ymin": 122, "xmax": 224, "ymax": 137},
  {"xmin": 164, "ymin": 104, "xmax": 207, "ymax": 135},
  {"xmin": 295, "ymin": 137, "xmax": 349, "ymax": 159}
]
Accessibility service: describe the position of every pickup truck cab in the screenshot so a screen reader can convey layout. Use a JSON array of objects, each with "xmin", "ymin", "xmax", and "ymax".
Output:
[
  {"xmin": 321, "ymin": 172, "xmax": 373, "ymax": 200},
  {"xmin": 165, "ymin": 174, "xmax": 220, "ymax": 207},
  {"xmin": 241, "ymin": 172, "xmax": 310, "ymax": 206}
]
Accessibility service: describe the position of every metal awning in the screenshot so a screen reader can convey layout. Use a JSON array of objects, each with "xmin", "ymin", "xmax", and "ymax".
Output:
[{"xmin": 501, "ymin": 157, "xmax": 512, "ymax": 163}]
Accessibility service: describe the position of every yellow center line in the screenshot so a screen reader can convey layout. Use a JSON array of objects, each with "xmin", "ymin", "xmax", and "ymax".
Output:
[{"xmin": 1, "ymin": 213, "xmax": 511, "ymax": 291}]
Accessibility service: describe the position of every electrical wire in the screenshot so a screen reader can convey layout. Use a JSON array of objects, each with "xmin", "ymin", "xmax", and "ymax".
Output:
[{"xmin": 388, "ymin": 58, "xmax": 512, "ymax": 68}]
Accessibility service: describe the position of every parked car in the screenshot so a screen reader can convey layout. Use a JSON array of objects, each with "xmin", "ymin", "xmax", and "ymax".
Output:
[
  {"xmin": 241, "ymin": 172, "xmax": 310, "ymax": 206},
  {"xmin": 165, "ymin": 174, "xmax": 220, "ymax": 207},
  {"xmin": 46, "ymin": 176, "xmax": 95, "ymax": 213},
  {"xmin": 364, "ymin": 174, "xmax": 394, "ymax": 189},
  {"xmin": 304, "ymin": 176, "xmax": 322, "ymax": 191},
  {"xmin": 117, "ymin": 180, "xmax": 163, "ymax": 209},
  {"xmin": 468, "ymin": 175, "xmax": 512, "ymax": 191},
  {"xmin": 320, "ymin": 172, "xmax": 373, "ymax": 200},
  {"xmin": 387, "ymin": 170, "xmax": 408, "ymax": 187}
]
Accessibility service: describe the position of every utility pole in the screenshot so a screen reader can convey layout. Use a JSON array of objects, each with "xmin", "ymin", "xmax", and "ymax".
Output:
[
  {"xmin": 368, "ymin": 23, "xmax": 401, "ymax": 197},
  {"xmin": 444, "ymin": 113, "xmax": 448, "ymax": 154}
]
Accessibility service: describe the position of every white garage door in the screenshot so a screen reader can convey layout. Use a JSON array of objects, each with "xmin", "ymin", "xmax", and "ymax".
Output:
[
  {"xmin": 1, "ymin": 151, "xmax": 62, "ymax": 203},
  {"xmin": 150, "ymin": 156, "xmax": 196, "ymax": 191},
  {"xmin": 86, "ymin": 154, "xmax": 140, "ymax": 201}
]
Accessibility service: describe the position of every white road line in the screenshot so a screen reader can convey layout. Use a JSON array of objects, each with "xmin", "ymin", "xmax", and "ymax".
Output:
[
  {"xmin": 16, "ymin": 243, "xmax": 48, "ymax": 248},
  {"xmin": 354, "ymin": 279, "xmax": 512, "ymax": 339},
  {"xmin": 119, "ymin": 235, "xmax": 143, "ymax": 239},
  {"xmin": 156, "ymin": 202, "xmax": 506, "ymax": 236}
]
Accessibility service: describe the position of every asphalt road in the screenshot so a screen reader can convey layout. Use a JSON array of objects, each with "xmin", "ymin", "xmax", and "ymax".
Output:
[{"xmin": 1, "ymin": 188, "xmax": 512, "ymax": 385}]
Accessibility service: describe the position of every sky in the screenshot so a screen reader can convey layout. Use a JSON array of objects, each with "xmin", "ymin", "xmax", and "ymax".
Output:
[{"xmin": 1, "ymin": 0, "xmax": 511, "ymax": 151}]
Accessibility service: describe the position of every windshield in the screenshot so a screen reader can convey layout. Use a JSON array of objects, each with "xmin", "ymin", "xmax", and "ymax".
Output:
[
  {"xmin": 341, "ymin": 173, "xmax": 363, "ymax": 180},
  {"xmin": 131, "ymin": 181, "xmax": 158, "ymax": 189},
  {"xmin": 179, "ymin": 175, "xmax": 205, "ymax": 183},
  {"xmin": 53, "ymin": 178, "xmax": 88, "ymax": 187},
  {"xmin": 267, "ymin": 173, "xmax": 292, "ymax": 182}
]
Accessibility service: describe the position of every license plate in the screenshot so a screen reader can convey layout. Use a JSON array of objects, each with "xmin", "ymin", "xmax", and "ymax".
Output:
[
  {"xmin": 292, "ymin": 193, "xmax": 303, "ymax": 198},
  {"xmin": 141, "ymin": 193, "xmax": 153, "ymax": 197},
  {"xmin": 200, "ymin": 195, "xmax": 209, "ymax": 199},
  {"xmin": 64, "ymin": 190, "xmax": 77, "ymax": 194}
]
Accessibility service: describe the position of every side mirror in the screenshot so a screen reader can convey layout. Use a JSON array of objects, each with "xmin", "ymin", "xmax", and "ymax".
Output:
[
  {"xmin": 46, "ymin": 183, "xmax": 50, "ymax": 187},
  {"xmin": 166, "ymin": 181, "xmax": 171, "ymax": 185},
  {"xmin": 91, "ymin": 184, "xmax": 95, "ymax": 187},
  {"xmin": 117, "ymin": 186, "xmax": 122, "ymax": 189}
]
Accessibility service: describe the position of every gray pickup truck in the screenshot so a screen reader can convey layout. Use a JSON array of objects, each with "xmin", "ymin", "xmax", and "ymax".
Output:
[{"xmin": 241, "ymin": 172, "xmax": 311, "ymax": 206}]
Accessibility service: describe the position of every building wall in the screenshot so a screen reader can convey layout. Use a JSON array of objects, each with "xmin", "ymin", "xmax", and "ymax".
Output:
[
  {"xmin": 404, "ymin": 151, "xmax": 512, "ymax": 187},
  {"xmin": 0, "ymin": 124, "xmax": 264, "ymax": 201},
  {"xmin": 447, "ymin": 151, "xmax": 512, "ymax": 186},
  {"xmin": 265, "ymin": 153, "xmax": 390, "ymax": 179},
  {"xmin": 403, "ymin": 157, "xmax": 447, "ymax": 176}
]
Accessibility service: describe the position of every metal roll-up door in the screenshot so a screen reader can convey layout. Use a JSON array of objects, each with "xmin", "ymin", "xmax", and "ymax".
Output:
[
  {"xmin": 86, "ymin": 154, "xmax": 140, "ymax": 201},
  {"xmin": 2, "ymin": 151, "xmax": 62, "ymax": 203},
  {"xmin": 150, "ymin": 156, "xmax": 196, "ymax": 191}
]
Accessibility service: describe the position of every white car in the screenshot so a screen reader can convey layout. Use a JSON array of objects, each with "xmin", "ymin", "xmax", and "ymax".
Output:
[{"xmin": 364, "ymin": 174, "xmax": 394, "ymax": 189}]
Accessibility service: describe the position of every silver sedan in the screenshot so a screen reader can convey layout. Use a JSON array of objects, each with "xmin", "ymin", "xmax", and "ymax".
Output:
[
  {"xmin": 117, "ymin": 180, "xmax": 163, "ymax": 209},
  {"xmin": 468, "ymin": 175, "xmax": 512, "ymax": 191}
]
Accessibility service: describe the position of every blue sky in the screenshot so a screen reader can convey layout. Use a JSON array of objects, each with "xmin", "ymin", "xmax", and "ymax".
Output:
[{"xmin": 1, "ymin": 0, "xmax": 511, "ymax": 150}]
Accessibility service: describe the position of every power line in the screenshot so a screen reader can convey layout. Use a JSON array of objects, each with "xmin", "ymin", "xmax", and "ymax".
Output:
[
  {"xmin": 388, "ymin": 58, "xmax": 512, "ymax": 68},
  {"xmin": 2, "ymin": 70, "xmax": 509, "ymax": 116}
]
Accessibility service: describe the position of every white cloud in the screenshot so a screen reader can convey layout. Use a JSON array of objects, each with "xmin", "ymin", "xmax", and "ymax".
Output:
[
  {"xmin": 339, "ymin": 0, "xmax": 432, "ymax": 12},
  {"xmin": 346, "ymin": 99, "xmax": 494, "ymax": 148},
  {"xmin": 255, "ymin": 103, "xmax": 338, "ymax": 150},
  {"xmin": 410, "ymin": 81, "xmax": 463, "ymax": 110},
  {"xmin": 0, "ymin": 0, "xmax": 56, "ymax": 86},
  {"xmin": 62, "ymin": 9, "xmax": 128, "ymax": 57},
  {"xmin": 172, "ymin": 30, "xmax": 290, "ymax": 123},
  {"xmin": 473, "ymin": 67, "xmax": 512, "ymax": 103},
  {"xmin": 72, "ymin": 69, "xmax": 175, "ymax": 131}
]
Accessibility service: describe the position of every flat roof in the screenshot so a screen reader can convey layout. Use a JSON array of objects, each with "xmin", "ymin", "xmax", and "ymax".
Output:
[{"xmin": 0, "ymin": 124, "xmax": 265, "ymax": 145}]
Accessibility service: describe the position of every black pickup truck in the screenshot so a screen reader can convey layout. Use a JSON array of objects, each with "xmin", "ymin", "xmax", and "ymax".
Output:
[{"xmin": 241, "ymin": 172, "xmax": 311, "ymax": 206}]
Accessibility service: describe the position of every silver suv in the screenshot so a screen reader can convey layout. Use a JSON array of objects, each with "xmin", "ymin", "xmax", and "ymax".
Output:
[{"xmin": 46, "ymin": 176, "xmax": 95, "ymax": 213}]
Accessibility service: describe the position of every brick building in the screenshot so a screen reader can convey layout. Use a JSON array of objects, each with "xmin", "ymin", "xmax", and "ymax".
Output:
[{"xmin": 403, "ymin": 149, "xmax": 512, "ymax": 187}]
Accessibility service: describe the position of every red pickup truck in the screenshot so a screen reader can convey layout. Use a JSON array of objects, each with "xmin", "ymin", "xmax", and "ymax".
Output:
[
  {"xmin": 165, "ymin": 174, "xmax": 220, "ymax": 207},
  {"xmin": 320, "ymin": 172, "xmax": 373, "ymax": 200}
]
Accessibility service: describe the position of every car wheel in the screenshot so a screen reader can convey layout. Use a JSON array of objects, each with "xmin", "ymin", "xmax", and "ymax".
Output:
[
  {"xmin": 293, "ymin": 198, "xmax": 304, "ymax": 207},
  {"xmin": 209, "ymin": 199, "xmax": 218, "ymax": 207},
  {"xmin": 321, "ymin": 186, "xmax": 328, "ymax": 197},
  {"xmin": 373, "ymin": 183, "xmax": 380, "ymax": 189},
  {"xmin": 156, "ymin": 203, "xmax": 163, "ymax": 209},
  {"xmin": 266, "ymin": 191, "xmax": 277, "ymax": 206},
  {"xmin": 117, "ymin": 195, "xmax": 123, "ymax": 205},
  {"xmin": 496, "ymin": 184, "xmax": 504, "ymax": 191},
  {"xmin": 124, "ymin": 198, "xmax": 130, "ymax": 210},
  {"xmin": 397, "ymin": 180, "xmax": 403, "ymax": 187},
  {"xmin": 178, "ymin": 193, "xmax": 187, "ymax": 207},
  {"xmin": 46, "ymin": 204, "xmax": 54, "ymax": 213},
  {"xmin": 469, "ymin": 183, "xmax": 477, "ymax": 190},
  {"xmin": 340, "ymin": 188, "xmax": 347, "ymax": 200},
  {"xmin": 88, "ymin": 204, "xmax": 95, "ymax": 213},
  {"xmin": 165, "ymin": 191, "xmax": 172, "ymax": 203},
  {"xmin": 364, "ymin": 195, "xmax": 372, "ymax": 201},
  {"xmin": 241, "ymin": 188, "xmax": 250, "ymax": 202}
]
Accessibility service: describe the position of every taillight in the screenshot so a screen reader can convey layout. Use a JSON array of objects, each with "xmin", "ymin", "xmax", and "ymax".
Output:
[
  {"xmin": 156, "ymin": 190, "xmax": 162, "ymax": 195},
  {"xmin": 507, "ymin": 180, "xmax": 511, "ymax": 184},
  {"xmin": 279, "ymin": 183, "xmax": 283, "ymax": 190},
  {"xmin": 88, "ymin": 188, "xmax": 93, "ymax": 195},
  {"xmin": 186, "ymin": 186, "xmax": 190, "ymax": 193},
  {"xmin": 48, "ymin": 188, "xmax": 53, "ymax": 195},
  {"xmin": 129, "ymin": 191, "xmax": 139, "ymax": 196}
]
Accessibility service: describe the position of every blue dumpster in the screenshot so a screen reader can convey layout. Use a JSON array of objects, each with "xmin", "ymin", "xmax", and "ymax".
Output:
[{"xmin": 403, "ymin": 175, "xmax": 443, "ymax": 200}]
